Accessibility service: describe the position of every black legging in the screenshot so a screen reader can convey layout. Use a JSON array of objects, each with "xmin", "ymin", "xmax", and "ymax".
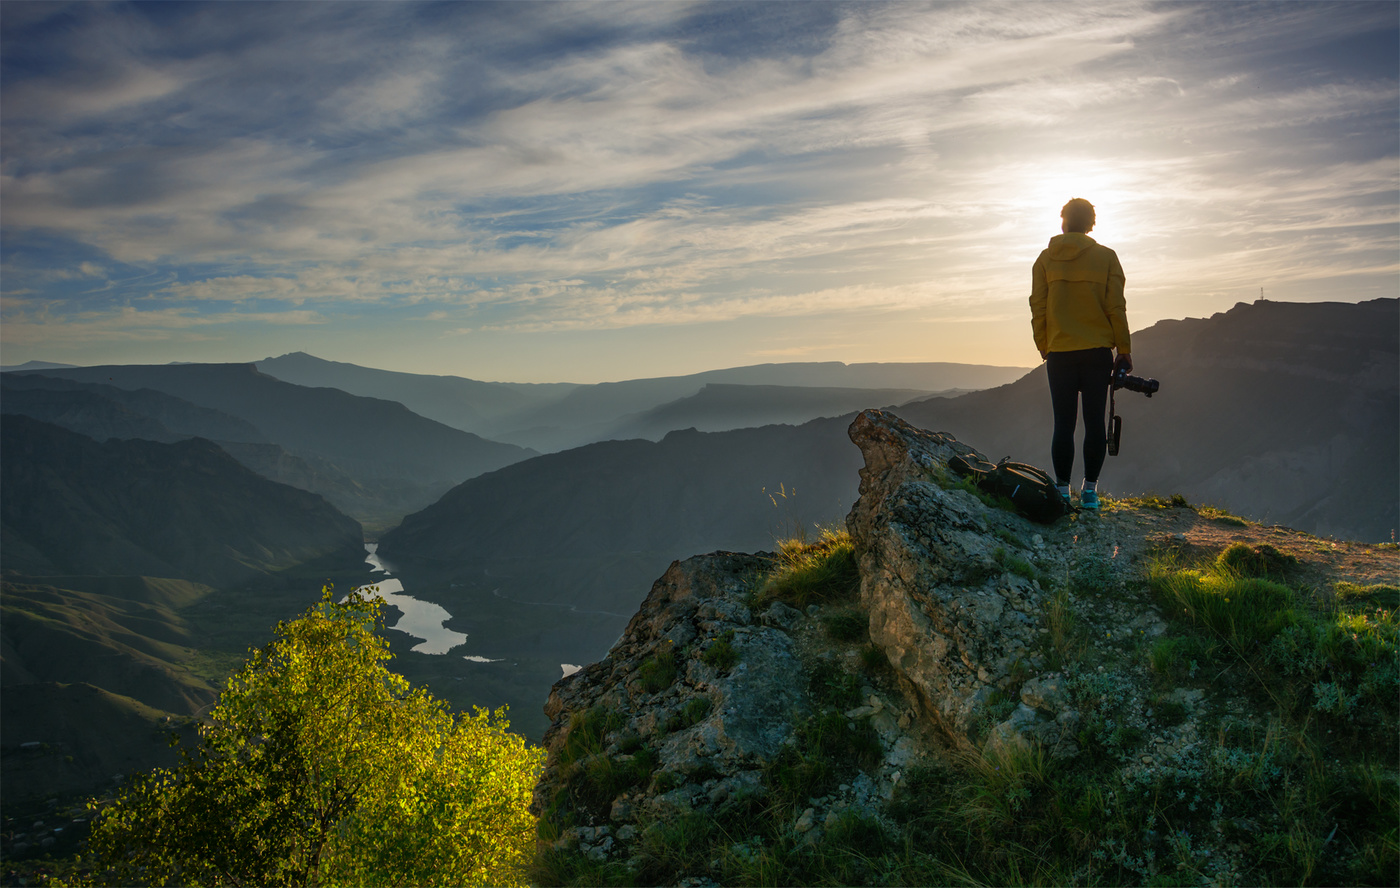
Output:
[{"xmin": 1046, "ymin": 347, "xmax": 1114, "ymax": 485}]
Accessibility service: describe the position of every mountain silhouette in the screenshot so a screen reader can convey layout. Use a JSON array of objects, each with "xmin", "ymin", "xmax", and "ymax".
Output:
[
  {"xmin": 1, "ymin": 415, "xmax": 364, "ymax": 585},
  {"xmin": 2, "ymin": 373, "xmax": 267, "ymax": 445},
  {"xmin": 896, "ymin": 298, "xmax": 1398, "ymax": 542},
  {"xmin": 14, "ymin": 363, "xmax": 534, "ymax": 527},
  {"xmin": 257, "ymin": 352, "xmax": 1028, "ymax": 452}
]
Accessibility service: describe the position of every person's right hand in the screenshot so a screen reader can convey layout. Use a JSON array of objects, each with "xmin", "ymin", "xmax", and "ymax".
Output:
[{"xmin": 1114, "ymin": 353, "xmax": 1133, "ymax": 373}]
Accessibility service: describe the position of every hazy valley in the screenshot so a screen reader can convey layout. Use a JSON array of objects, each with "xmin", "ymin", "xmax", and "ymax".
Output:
[{"xmin": 1, "ymin": 298, "xmax": 1395, "ymax": 815}]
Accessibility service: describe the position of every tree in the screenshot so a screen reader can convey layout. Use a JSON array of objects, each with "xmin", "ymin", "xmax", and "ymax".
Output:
[{"xmin": 88, "ymin": 588, "xmax": 544, "ymax": 887}]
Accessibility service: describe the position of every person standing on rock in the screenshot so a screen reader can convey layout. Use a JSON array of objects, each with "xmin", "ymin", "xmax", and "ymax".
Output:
[{"xmin": 1029, "ymin": 198, "xmax": 1132, "ymax": 511}]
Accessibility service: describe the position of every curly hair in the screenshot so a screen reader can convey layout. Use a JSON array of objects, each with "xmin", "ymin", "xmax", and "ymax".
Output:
[{"xmin": 1060, "ymin": 198, "xmax": 1096, "ymax": 233}]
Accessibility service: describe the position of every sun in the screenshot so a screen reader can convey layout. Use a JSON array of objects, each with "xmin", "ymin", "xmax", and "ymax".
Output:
[{"xmin": 1018, "ymin": 167, "xmax": 1140, "ymax": 247}]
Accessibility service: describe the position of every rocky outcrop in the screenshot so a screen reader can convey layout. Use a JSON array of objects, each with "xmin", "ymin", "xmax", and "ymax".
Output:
[
  {"xmin": 845, "ymin": 409, "xmax": 1068, "ymax": 750},
  {"xmin": 531, "ymin": 407, "xmax": 1398, "ymax": 885},
  {"xmin": 532, "ymin": 409, "xmax": 1104, "ymax": 871}
]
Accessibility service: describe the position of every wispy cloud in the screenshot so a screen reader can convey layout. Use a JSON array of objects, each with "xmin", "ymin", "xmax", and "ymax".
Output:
[{"xmin": 2, "ymin": 0, "xmax": 1394, "ymax": 377}]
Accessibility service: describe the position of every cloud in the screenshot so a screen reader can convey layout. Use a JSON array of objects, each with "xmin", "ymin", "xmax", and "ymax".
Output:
[
  {"xmin": 1, "ymin": 1, "xmax": 1394, "ymax": 370},
  {"xmin": 1, "ymin": 304, "xmax": 326, "ymax": 347}
]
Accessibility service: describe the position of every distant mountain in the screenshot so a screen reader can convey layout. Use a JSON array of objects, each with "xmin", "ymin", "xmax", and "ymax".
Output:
[
  {"xmin": 15, "ymin": 363, "xmax": 535, "ymax": 528},
  {"xmin": 896, "ymin": 298, "xmax": 1398, "ymax": 542},
  {"xmin": 0, "ymin": 374, "xmax": 448, "ymax": 528},
  {"xmin": 605, "ymin": 383, "xmax": 952, "ymax": 441},
  {"xmin": 1, "ymin": 415, "xmax": 365, "ymax": 585},
  {"xmin": 2, "ymin": 373, "xmax": 267, "ymax": 445},
  {"xmin": 0, "ymin": 360, "xmax": 78, "ymax": 372},
  {"xmin": 381, "ymin": 420, "xmax": 859, "ymax": 582},
  {"xmin": 255, "ymin": 351, "xmax": 578, "ymax": 434},
  {"xmin": 490, "ymin": 361, "xmax": 1029, "ymax": 451},
  {"xmin": 255, "ymin": 352, "xmax": 1029, "ymax": 452}
]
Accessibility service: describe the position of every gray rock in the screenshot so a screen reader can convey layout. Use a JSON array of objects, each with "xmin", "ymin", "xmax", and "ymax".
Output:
[
  {"xmin": 610, "ymin": 797, "xmax": 635, "ymax": 823},
  {"xmin": 761, "ymin": 600, "xmax": 802, "ymax": 631},
  {"xmin": 847, "ymin": 410, "xmax": 1053, "ymax": 747},
  {"xmin": 1021, "ymin": 674, "xmax": 1068, "ymax": 712},
  {"xmin": 794, "ymin": 807, "xmax": 816, "ymax": 833}
]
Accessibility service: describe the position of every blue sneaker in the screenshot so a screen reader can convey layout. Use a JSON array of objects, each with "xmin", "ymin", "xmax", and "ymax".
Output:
[{"xmin": 1081, "ymin": 489, "xmax": 1100, "ymax": 511}]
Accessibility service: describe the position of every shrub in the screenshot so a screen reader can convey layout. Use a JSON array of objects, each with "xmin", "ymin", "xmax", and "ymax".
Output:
[
  {"xmin": 665, "ymin": 696, "xmax": 713, "ymax": 733},
  {"xmin": 1070, "ymin": 553, "xmax": 1119, "ymax": 596},
  {"xmin": 1149, "ymin": 635, "xmax": 1214, "ymax": 685},
  {"xmin": 87, "ymin": 588, "xmax": 543, "ymax": 888},
  {"xmin": 809, "ymin": 658, "xmax": 862, "ymax": 711},
  {"xmin": 701, "ymin": 631, "xmax": 739, "ymax": 672}
]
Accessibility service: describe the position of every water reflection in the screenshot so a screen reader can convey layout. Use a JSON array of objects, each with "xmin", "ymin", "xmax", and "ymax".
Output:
[{"xmin": 355, "ymin": 544, "xmax": 468, "ymax": 656}]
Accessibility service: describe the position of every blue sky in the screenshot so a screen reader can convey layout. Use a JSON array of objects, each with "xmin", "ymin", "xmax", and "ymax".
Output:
[{"xmin": 2, "ymin": 1, "xmax": 1396, "ymax": 383}]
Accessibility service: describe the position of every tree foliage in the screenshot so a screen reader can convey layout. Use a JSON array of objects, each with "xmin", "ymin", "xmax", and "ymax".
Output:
[{"xmin": 87, "ymin": 588, "xmax": 543, "ymax": 887}]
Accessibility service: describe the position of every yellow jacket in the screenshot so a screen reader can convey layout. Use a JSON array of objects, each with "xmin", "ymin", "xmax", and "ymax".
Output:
[{"xmin": 1030, "ymin": 233, "xmax": 1130, "ymax": 355}]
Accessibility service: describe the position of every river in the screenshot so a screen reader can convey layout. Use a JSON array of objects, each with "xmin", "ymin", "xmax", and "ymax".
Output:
[{"xmin": 354, "ymin": 543, "xmax": 500, "ymax": 659}]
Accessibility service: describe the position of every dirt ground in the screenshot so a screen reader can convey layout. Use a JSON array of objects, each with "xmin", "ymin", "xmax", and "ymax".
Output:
[{"xmin": 1089, "ymin": 499, "xmax": 1399, "ymax": 590}]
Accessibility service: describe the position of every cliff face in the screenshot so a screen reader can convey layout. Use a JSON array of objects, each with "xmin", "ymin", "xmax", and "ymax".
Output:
[
  {"xmin": 531, "ymin": 409, "xmax": 1399, "ymax": 886},
  {"xmin": 531, "ymin": 409, "xmax": 1085, "ymax": 863}
]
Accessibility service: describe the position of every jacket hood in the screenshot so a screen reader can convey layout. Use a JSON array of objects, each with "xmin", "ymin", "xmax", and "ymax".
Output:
[{"xmin": 1044, "ymin": 232, "xmax": 1097, "ymax": 261}]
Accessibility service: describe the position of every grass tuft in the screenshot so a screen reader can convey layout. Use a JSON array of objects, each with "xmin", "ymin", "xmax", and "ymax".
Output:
[
  {"xmin": 1216, "ymin": 541, "xmax": 1299, "ymax": 580},
  {"xmin": 758, "ymin": 528, "xmax": 860, "ymax": 608},
  {"xmin": 637, "ymin": 641, "xmax": 679, "ymax": 693}
]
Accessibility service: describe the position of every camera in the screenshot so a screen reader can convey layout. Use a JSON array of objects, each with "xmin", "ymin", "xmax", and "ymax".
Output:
[{"xmin": 1111, "ymin": 365, "xmax": 1160, "ymax": 397}]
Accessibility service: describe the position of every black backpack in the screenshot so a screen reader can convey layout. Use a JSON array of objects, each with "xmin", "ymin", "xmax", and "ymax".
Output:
[{"xmin": 946, "ymin": 449, "xmax": 1071, "ymax": 524}]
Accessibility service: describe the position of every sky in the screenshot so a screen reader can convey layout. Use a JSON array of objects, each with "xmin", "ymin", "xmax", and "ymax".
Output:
[{"xmin": 2, "ymin": 1, "xmax": 1396, "ymax": 384}]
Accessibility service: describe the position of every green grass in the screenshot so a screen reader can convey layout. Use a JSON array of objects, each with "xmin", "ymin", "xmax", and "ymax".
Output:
[
  {"xmin": 1149, "ymin": 562, "xmax": 1299, "ymax": 650},
  {"xmin": 1148, "ymin": 634, "xmax": 1215, "ymax": 686},
  {"xmin": 822, "ymin": 607, "xmax": 868, "ymax": 643},
  {"xmin": 664, "ymin": 696, "xmax": 712, "ymax": 733},
  {"xmin": 637, "ymin": 641, "xmax": 680, "ymax": 694},
  {"xmin": 994, "ymin": 546, "xmax": 1049, "ymax": 586},
  {"xmin": 1336, "ymin": 581, "xmax": 1400, "ymax": 610},
  {"xmin": 1149, "ymin": 551, "xmax": 1399, "ymax": 722},
  {"xmin": 701, "ymin": 630, "xmax": 739, "ymax": 672},
  {"xmin": 1198, "ymin": 504, "xmax": 1250, "ymax": 526},
  {"xmin": 757, "ymin": 528, "xmax": 860, "ymax": 608},
  {"xmin": 1104, "ymin": 492, "xmax": 1191, "ymax": 511},
  {"xmin": 1216, "ymin": 542, "xmax": 1300, "ymax": 580}
]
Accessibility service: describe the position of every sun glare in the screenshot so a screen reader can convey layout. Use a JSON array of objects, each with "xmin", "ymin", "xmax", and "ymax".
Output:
[{"xmin": 1017, "ymin": 168, "xmax": 1140, "ymax": 248}]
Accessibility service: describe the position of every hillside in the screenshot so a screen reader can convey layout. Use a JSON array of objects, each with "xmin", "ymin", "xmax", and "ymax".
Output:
[
  {"xmin": 1, "ymin": 374, "xmax": 267, "ymax": 445},
  {"xmin": 256, "ymin": 352, "xmax": 1027, "ymax": 451},
  {"xmin": 530, "ymin": 410, "xmax": 1399, "ymax": 886},
  {"xmin": 602, "ymin": 383, "xmax": 948, "ymax": 441},
  {"xmin": 381, "ymin": 421, "xmax": 858, "ymax": 575},
  {"xmin": 897, "ymin": 298, "xmax": 1398, "ymax": 543},
  {"xmin": 0, "ymin": 415, "xmax": 364, "ymax": 585},
  {"xmin": 13, "ymin": 362, "xmax": 535, "ymax": 527},
  {"xmin": 0, "ymin": 415, "xmax": 377, "ymax": 808}
]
